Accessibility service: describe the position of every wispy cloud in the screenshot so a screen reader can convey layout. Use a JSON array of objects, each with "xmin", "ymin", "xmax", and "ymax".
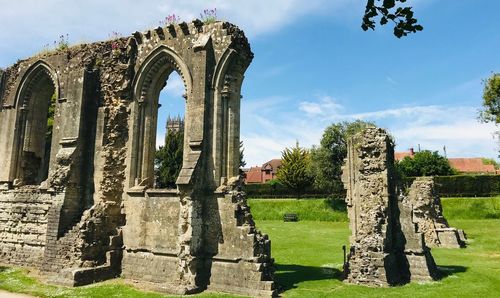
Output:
[
  {"xmin": 242, "ymin": 94, "xmax": 498, "ymax": 165},
  {"xmin": 386, "ymin": 76, "xmax": 397, "ymax": 85},
  {"xmin": 0, "ymin": 0, "xmax": 357, "ymax": 66},
  {"xmin": 299, "ymin": 95, "xmax": 343, "ymax": 117}
]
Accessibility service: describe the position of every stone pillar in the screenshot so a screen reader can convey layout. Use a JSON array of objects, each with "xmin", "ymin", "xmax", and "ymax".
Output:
[
  {"xmin": 407, "ymin": 177, "xmax": 466, "ymax": 248},
  {"xmin": 226, "ymin": 92, "xmax": 240, "ymax": 178},
  {"xmin": 341, "ymin": 128, "xmax": 438, "ymax": 286}
]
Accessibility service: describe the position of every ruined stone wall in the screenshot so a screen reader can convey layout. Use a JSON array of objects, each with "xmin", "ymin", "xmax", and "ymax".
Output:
[
  {"xmin": 0, "ymin": 189, "xmax": 52, "ymax": 267},
  {"xmin": 407, "ymin": 177, "xmax": 466, "ymax": 248},
  {"xmin": 0, "ymin": 20, "xmax": 274, "ymax": 297},
  {"xmin": 121, "ymin": 191, "xmax": 180, "ymax": 284},
  {"xmin": 206, "ymin": 178, "xmax": 275, "ymax": 296},
  {"xmin": 342, "ymin": 128, "xmax": 438, "ymax": 286}
]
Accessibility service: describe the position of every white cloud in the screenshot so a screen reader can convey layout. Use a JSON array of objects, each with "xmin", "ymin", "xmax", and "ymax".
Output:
[
  {"xmin": 242, "ymin": 94, "xmax": 499, "ymax": 165},
  {"xmin": 163, "ymin": 73, "xmax": 185, "ymax": 97},
  {"xmin": 0, "ymin": 0, "xmax": 357, "ymax": 66},
  {"xmin": 299, "ymin": 95, "xmax": 343, "ymax": 117}
]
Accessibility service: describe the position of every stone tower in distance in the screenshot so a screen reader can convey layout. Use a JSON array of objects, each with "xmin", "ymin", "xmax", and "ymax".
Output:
[{"xmin": 166, "ymin": 115, "xmax": 184, "ymax": 135}]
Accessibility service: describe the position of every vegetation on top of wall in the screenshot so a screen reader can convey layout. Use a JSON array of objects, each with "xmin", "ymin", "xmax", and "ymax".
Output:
[
  {"xmin": 200, "ymin": 8, "xmax": 218, "ymax": 23},
  {"xmin": 159, "ymin": 14, "xmax": 182, "ymax": 26}
]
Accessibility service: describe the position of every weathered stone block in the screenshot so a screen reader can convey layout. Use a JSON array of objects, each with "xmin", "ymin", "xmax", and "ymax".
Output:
[{"xmin": 342, "ymin": 128, "xmax": 438, "ymax": 286}]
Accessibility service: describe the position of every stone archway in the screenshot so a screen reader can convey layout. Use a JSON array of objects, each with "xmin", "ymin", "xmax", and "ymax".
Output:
[
  {"xmin": 128, "ymin": 46, "xmax": 191, "ymax": 188},
  {"xmin": 0, "ymin": 21, "xmax": 275, "ymax": 297},
  {"xmin": 13, "ymin": 61, "xmax": 59, "ymax": 185}
]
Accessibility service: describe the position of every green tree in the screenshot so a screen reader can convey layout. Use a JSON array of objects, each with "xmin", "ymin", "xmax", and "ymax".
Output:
[
  {"xmin": 276, "ymin": 142, "xmax": 314, "ymax": 199},
  {"xmin": 267, "ymin": 179, "xmax": 282, "ymax": 195},
  {"xmin": 155, "ymin": 130, "xmax": 184, "ymax": 188},
  {"xmin": 479, "ymin": 73, "xmax": 500, "ymax": 124},
  {"xmin": 311, "ymin": 120, "xmax": 375, "ymax": 193},
  {"xmin": 396, "ymin": 150, "xmax": 455, "ymax": 177},
  {"xmin": 363, "ymin": 0, "xmax": 423, "ymax": 38},
  {"xmin": 479, "ymin": 73, "xmax": 500, "ymax": 156}
]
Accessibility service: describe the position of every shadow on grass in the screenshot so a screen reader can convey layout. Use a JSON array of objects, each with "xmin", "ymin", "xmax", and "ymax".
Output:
[
  {"xmin": 437, "ymin": 265, "xmax": 467, "ymax": 280},
  {"xmin": 0, "ymin": 266, "xmax": 8, "ymax": 273},
  {"xmin": 324, "ymin": 198, "xmax": 347, "ymax": 212},
  {"xmin": 275, "ymin": 263, "xmax": 343, "ymax": 292},
  {"xmin": 275, "ymin": 263, "xmax": 467, "ymax": 292}
]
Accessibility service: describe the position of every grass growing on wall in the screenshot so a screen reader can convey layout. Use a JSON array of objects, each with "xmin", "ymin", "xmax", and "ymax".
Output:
[{"xmin": 247, "ymin": 198, "xmax": 348, "ymax": 222}]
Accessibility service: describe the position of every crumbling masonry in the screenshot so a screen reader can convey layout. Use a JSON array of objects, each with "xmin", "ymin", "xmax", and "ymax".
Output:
[
  {"xmin": 342, "ymin": 128, "xmax": 439, "ymax": 286},
  {"xmin": 407, "ymin": 177, "xmax": 466, "ymax": 248},
  {"xmin": 0, "ymin": 21, "xmax": 275, "ymax": 296}
]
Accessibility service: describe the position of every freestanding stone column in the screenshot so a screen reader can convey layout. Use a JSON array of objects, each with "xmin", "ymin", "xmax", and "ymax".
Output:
[
  {"xmin": 342, "ymin": 128, "xmax": 438, "ymax": 286},
  {"xmin": 407, "ymin": 177, "xmax": 466, "ymax": 248}
]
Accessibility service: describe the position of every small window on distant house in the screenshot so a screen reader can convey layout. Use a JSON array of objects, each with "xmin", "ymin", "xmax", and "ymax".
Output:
[{"xmin": 265, "ymin": 170, "xmax": 271, "ymax": 175}]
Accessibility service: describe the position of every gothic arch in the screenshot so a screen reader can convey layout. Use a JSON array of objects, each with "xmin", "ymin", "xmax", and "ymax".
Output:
[
  {"xmin": 12, "ymin": 61, "xmax": 60, "ymax": 185},
  {"xmin": 212, "ymin": 49, "xmax": 247, "ymax": 186},
  {"xmin": 129, "ymin": 46, "xmax": 192, "ymax": 188},
  {"xmin": 15, "ymin": 61, "xmax": 59, "ymax": 108}
]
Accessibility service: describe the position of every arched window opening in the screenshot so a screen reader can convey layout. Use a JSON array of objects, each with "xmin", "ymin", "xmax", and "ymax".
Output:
[
  {"xmin": 154, "ymin": 72, "xmax": 185, "ymax": 189},
  {"xmin": 15, "ymin": 67, "xmax": 57, "ymax": 185},
  {"xmin": 131, "ymin": 50, "xmax": 189, "ymax": 189}
]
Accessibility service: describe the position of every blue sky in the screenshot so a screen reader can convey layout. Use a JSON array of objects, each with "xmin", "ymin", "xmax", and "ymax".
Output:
[{"xmin": 1, "ymin": 0, "xmax": 499, "ymax": 166}]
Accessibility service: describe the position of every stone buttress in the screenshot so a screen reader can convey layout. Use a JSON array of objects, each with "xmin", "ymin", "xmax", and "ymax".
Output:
[{"xmin": 341, "ymin": 128, "xmax": 438, "ymax": 286}]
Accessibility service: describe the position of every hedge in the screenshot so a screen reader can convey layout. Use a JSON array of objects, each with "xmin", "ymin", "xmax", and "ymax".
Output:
[
  {"xmin": 245, "ymin": 175, "xmax": 500, "ymax": 198},
  {"xmin": 405, "ymin": 174, "xmax": 500, "ymax": 197},
  {"xmin": 243, "ymin": 183, "xmax": 343, "ymax": 198}
]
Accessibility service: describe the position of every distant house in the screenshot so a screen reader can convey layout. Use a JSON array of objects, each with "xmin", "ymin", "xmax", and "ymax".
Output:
[
  {"xmin": 395, "ymin": 148, "xmax": 415, "ymax": 161},
  {"xmin": 245, "ymin": 166, "xmax": 263, "ymax": 184},
  {"xmin": 447, "ymin": 158, "xmax": 496, "ymax": 174},
  {"xmin": 261, "ymin": 159, "xmax": 282, "ymax": 183},
  {"xmin": 394, "ymin": 148, "xmax": 497, "ymax": 174},
  {"xmin": 244, "ymin": 159, "xmax": 282, "ymax": 184}
]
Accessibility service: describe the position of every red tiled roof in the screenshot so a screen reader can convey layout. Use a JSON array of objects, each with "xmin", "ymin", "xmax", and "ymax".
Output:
[
  {"xmin": 262, "ymin": 159, "xmax": 282, "ymax": 170},
  {"xmin": 245, "ymin": 166, "xmax": 262, "ymax": 183},
  {"xmin": 448, "ymin": 158, "xmax": 496, "ymax": 173},
  {"xmin": 395, "ymin": 152, "xmax": 413, "ymax": 161}
]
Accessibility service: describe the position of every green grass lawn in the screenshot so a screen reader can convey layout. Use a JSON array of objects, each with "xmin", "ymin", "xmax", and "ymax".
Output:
[
  {"xmin": 1, "ymin": 197, "xmax": 499, "ymax": 297},
  {"xmin": 247, "ymin": 198, "xmax": 348, "ymax": 221}
]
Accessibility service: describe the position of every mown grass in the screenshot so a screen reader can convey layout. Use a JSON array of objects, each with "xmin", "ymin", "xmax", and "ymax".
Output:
[
  {"xmin": 257, "ymin": 219, "xmax": 500, "ymax": 297},
  {"xmin": 441, "ymin": 196, "xmax": 500, "ymax": 219},
  {"xmin": 247, "ymin": 198, "xmax": 347, "ymax": 221},
  {"xmin": 0, "ymin": 269, "xmax": 235, "ymax": 298},
  {"xmin": 1, "ymin": 197, "xmax": 499, "ymax": 297}
]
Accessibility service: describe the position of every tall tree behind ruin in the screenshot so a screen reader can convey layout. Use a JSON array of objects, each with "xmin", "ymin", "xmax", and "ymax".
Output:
[
  {"xmin": 155, "ymin": 129, "xmax": 184, "ymax": 188},
  {"xmin": 276, "ymin": 142, "xmax": 314, "ymax": 199},
  {"xmin": 311, "ymin": 120, "xmax": 375, "ymax": 194},
  {"xmin": 396, "ymin": 150, "xmax": 455, "ymax": 177},
  {"xmin": 479, "ymin": 73, "xmax": 500, "ymax": 156}
]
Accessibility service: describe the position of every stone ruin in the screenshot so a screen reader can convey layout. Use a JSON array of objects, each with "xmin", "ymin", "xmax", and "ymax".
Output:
[
  {"xmin": 407, "ymin": 177, "xmax": 466, "ymax": 248},
  {"xmin": 341, "ymin": 128, "xmax": 439, "ymax": 286},
  {"xmin": 0, "ymin": 21, "xmax": 275, "ymax": 296}
]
